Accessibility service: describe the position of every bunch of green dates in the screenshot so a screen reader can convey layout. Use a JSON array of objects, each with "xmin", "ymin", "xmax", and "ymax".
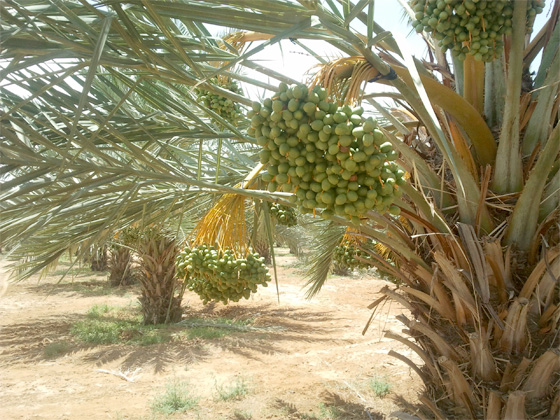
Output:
[
  {"xmin": 410, "ymin": 0, "xmax": 544, "ymax": 62},
  {"xmin": 268, "ymin": 202, "xmax": 298, "ymax": 226},
  {"xmin": 333, "ymin": 243, "xmax": 375, "ymax": 270},
  {"xmin": 248, "ymin": 83, "xmax": 405, "ymax": 225},
  {"xmin": 176, "ymin": 245, "xmax": 271, "ymax": 305},
  {"xmin": 195, "ymin": 78, "xmax": 243, "ymax": 127}
]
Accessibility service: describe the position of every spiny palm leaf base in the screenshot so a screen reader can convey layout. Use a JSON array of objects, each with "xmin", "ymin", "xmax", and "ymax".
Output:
[
  {"xmin": 136, "ymin": 229, "xmax": 183, "ymax": 325},
  {"xmin": 379, "ymin": 234, "xmax": 560, "ymax": 420},
  {"xmin": 108, "ymin": 247, "xmax": 135, "ymax": 287},
  {"xmin": 139, "ymin": 295, "xmax": 183, "ymax": 326}
]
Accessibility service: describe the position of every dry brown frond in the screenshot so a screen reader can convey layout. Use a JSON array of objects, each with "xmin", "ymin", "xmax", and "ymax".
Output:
[
  {"xmin": 522, "ymin": 349, "xmax": 560, "ymax": 400},
  {"xmin": 468, "ymin": 331, "xmax": 499, "ymax": 382},
  {"xmin": 487, "ymin": 391, "xmax": 502, "ymax": 420},
  {"xmin": 385, "ymin": 331, "xmax": 441, "ymax": 380},
  {"xmin": 503, "ymin": 391, "xmax": 527, "ymax": 420},
  {"xmin": 519, "ymin": 246, "xmax": 560, "ymax": 299},
  {"xmin": 485, "ymin": 240, "xmax": 511, "ymax": 303},
  {"xmin": 499, "ymin": 298, "xmax": 530, "ymax": 355},
  {"xmin": 438, "ymin": 356, "xmax": 476, "ymax": 412}
]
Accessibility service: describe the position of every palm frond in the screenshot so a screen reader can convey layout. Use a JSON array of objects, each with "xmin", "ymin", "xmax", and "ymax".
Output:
[{"xmin": 303, "ymin": 221, "xmax": 346, "ymax": 299}]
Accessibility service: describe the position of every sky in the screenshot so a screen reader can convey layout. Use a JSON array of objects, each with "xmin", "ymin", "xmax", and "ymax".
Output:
[
  {"xmin": 240, "ymin": 0, "xmax": 553, "ymax": 101},
  {"xmin": 241, "ymin": 3, "xmax": 417, "ymax": 99}
]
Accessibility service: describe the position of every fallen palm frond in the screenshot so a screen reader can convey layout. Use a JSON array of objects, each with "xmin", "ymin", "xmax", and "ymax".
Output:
[{"xmin": 96, "ymin": 368, "xmax": 142, "ymax": 382}]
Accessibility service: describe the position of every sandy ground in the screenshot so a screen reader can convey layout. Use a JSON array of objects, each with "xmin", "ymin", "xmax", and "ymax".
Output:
[{"xmin": 0, "ymin": 250, "xmax": 423, "ymax": 420}]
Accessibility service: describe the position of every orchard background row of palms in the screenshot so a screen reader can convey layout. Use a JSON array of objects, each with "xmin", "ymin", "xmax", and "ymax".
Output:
[{"xmin": 1, "ymin": 1, "xmax": 558, "ymax": 419}]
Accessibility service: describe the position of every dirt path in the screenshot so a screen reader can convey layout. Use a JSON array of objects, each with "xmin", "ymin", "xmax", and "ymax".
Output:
[{"xmin": 0, "ymin": 252, "xmax": 422, "ymax": 420}]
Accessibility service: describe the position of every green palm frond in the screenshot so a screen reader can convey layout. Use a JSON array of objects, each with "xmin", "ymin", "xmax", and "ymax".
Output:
[{"xmin": 302, "ymin": 221, "xmax": 346, "ymax": 299}]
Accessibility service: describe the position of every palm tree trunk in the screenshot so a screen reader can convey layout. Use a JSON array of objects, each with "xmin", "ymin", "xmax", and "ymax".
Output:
[
  {"xmin": 375, "ymin": 228, "xmax": 560, "ymax": 420},
  {"xmin": 135, "ymin": 228, "xmax": 183, "ymax": 325}
]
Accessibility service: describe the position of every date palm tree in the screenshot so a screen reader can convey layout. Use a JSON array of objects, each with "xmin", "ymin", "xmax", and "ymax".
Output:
[{"xmin": 1, "ymin": 1, "xmax": 558, "ymax": 418}]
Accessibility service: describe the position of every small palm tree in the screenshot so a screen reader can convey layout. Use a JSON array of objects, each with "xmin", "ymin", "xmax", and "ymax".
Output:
[
  {"xmin": 108, "ymin": 229, "xmax": 136, "ymax": 287},
  {"xmin": 108, "ymin": 245, "xmax": 134, "ymax": 286},
  {"xmin": 134, "ymin": 227, "xmax": 183, "ymax": 325},
  {"xmin": 90, "ymin": 246, "xmax": 108, "ymax": 272}
]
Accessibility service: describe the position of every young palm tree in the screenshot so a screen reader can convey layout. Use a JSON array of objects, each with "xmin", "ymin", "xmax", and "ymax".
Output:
[
  {"xmin": 133, "ymin": 227, "xmax": 183, "ymax": 325},
  {"xmin": 108, "ymin": 244, "xmax": 134, "ymax": 286},
  {"xmin": 1, "ymin": 1, "xmax": 558, "ymax": 418},
  {"xmin": 108, "ymin": 229, "xmax": 136, "ymax": 286},
  {"xmin": 90, "ymin": 245, "xmax": 108, "ymax": 272}
]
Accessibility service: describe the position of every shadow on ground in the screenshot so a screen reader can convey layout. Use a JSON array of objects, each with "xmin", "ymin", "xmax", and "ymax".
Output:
[
  {"xmin": 0, "ymin": 301, "xmax": 351, "ymax": 374},
  {"xmin": 273, "ymin": 392, "xmax": 387, "ymax": 420},
  {"xmin": 25, "ymin": 278, "xmax": 136, "ymax": 298}
]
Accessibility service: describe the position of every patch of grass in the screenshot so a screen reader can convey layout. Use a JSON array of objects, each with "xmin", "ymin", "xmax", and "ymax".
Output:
[
  {"xmin": 318, "ymin": 403, "xmax": 342, "ymax": 419},
  {"xmin": 369, "ymin": 375, "xmax": 392, "ymax": 398},
  {"xmin": 151, "ymin": 380, "xmax": 198, "ymax": 415},
  {"xmin": 135, "ymin": 327, "xmax": 171, "ymax": 345},
  {"xmin": 73, "ymin": 307, "xmax": 256, "ymax": 346},
  {"xmin": 71, "ymin": 318, "xmax": 131, "ymax": 344},
  {"xmin": 273, "ymin": 399, "xmax": 320, "ymax": 420},
  {"xmin": 70, "ymin": 283, "xmax": 116, "ymax": 296},
  {"xmin": 181, "ymin": 316, "xmax": 254, "ymax": 340},
  {"xmin": 51, "ymin": 265, "xmax": 97, "ymax": 277},
  {"xmin": 87, "ymin": 304, "xmax": 113, "ymax": 318},
  {"xmin": 215, "ymin": 376, "xmax": 250, "ymax": 401},
  {"xmin": 71, "ymin": 305, "xmax": 172, "ymax": 346},
  {"xmin": 187, "ymin": 326, "xmax": 230, "ymax": 340},
  {"xmin": 43, "ymin": 341, "xmax": 71, "ymax": 358},
  {"xmin": 214, "ymin": 317, "xmax": 253, "ymax": 326},
  {"xmin": 231, "ymin": 409, "xmax": 253, "ymax": 419}
]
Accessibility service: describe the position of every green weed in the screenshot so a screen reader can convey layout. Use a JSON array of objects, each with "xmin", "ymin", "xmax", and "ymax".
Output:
[
  {"xmin": 215, "ymin": 376, "xmax": 250, "ymax": 401},
  {"xmin": 232, "ymin": 409, "xmax": 253, "ymax": 419},
  {"xmin": 151, "ymin": 380, "xmax": 198, "ymax": 415},
  {"xmin": 87, "ymin": 304, "xmax": 113, "ymax": 318},
  {"xmin": 181, "ymin": 317, "xmax": 253, "ymax": 340},
  {"xmin": 51, "ymin": 265, "xmax": 96, "ymax": 277},
  {"xmin": 71, "ymin": 305, "xmax": 169, "ymax": 345},
  {"xmin": 71, "ymin": 318, "xmax": 130, "ymax": 344},
  {"xmin": 73, "ymin": 306, "xmax": 256, "ymax": 346},
  {"xmin": 186, "ymin": 326, "xmax": 230, "ymax": 340},
  {"xmin": 369, "ymin": 375, "xmax": 392, "ymax": 397},
  {"xmin": 43, "ymin": 341, "xmax": 71, "ymax": 358},
  {"xmin": 318, "ymin": 403, "xmax": 342, "ymax": 419}
]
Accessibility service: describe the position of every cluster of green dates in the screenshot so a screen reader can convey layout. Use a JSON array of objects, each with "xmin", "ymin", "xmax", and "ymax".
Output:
[
  {"xmin": 195, "ymin": 78, "xmax": 243, "ymax": 127},
  {"xmin": 269, "ymin": 202, "xmax": 298, "ymax": 226},
  {"xmin": 410, "ymin": 0, "xmax": 544, "ymax": 62},
  {"xmin": 248, "ymin": 83, "xmax": 404, "ymax": 225},
  {"xmin": 176, "ymin": 245, "xmax": 271, "ymax": 305},
  {"xmin": 333, "ymin": 243, "xmax": 375, "ymax": 270}
]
